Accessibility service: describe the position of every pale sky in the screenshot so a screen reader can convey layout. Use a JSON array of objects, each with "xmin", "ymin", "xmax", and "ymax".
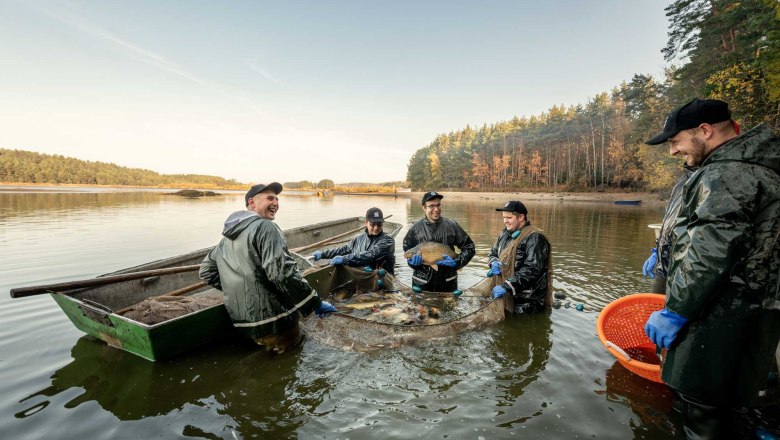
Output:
[{"xmin": 0, "ymin": 0, "xmax": 671, "ymax": 184}]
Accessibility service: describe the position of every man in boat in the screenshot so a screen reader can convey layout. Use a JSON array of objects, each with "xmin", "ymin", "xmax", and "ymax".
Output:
[
  {"xmin": 311, "ymin": 207, "xmax": 396, "ymax": 274},
  {"xmin": 487, "ymin": 201, "xmax": 551, "ymax": 314},
  {"xmin": 402, "ymin": 191, "xmax": 475, "ymax": 292},
  {"xmin": 199, "ymin": 182, "xmax": 337, "ymax": 353},
  {"xmin": 642, "ymin": 99, "xmax": 780, "ymax": 437}
]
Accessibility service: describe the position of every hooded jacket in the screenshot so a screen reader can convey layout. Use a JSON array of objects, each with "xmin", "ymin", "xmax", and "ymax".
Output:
[
  {"xmin": 662, "ymin": 124, "xmax": 780, "ymax": 406},
  {"xmin": 320, "ymin": 229, "xmax": 396, "ymax": 274},
  {"xmin": 655, "ymin": 164, "xmax": 697, "ymax": 279},
  {"xmin": 199, "ymin": 211, "xmax": 321, "ymax": 340},
  {"xmin": 402, "ymin": 217, "xmax": 475, "ymax": 292}
]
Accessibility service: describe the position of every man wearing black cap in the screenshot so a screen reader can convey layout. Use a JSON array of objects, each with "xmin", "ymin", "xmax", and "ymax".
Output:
[
  {"xmin": 642, "ymin": 98, "xmax": 780, "ymax": 435},
  {"xmin": 199, "ymin": 182, "xmax": 337, "ymax": 353},
  {"xmin": 402, "ymin": 191, "xmax": 475, "ymax": 292},
  {"xmin": 311, "ymin": 207, "xmax": 396, "ymax": 274},
  {"xmin": 488, "ymin": 201, "xmax": 551, "ymax": 314}
]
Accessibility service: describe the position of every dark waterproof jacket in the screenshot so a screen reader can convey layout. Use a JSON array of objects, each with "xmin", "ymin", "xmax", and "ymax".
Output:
[
  {"xmin": 662, "ymin": 124, "xmax": 780, "ymax": 407},
  {"xmin": 199, "ymin": 211, "xmax": 321, "ymax": 340},
  {"xmin": 320, "ymin": 230, "xmax": 396, "ymax": 274},
  {"xmin": 654, "ymin": 165, "xmax": 697, "ymax": 279},
  {"xmin": 402, "ymin": 217, "xmax": 475, "ymax": 292},
  {"xmin": 489, "ymin": 221, "xmax": 551, "ymax": 313}
]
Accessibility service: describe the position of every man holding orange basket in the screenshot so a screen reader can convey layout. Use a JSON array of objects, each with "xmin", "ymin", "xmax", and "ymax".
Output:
[{"xmin": 643, "ymin": 99, "xmax": 780, "ymax": 437}]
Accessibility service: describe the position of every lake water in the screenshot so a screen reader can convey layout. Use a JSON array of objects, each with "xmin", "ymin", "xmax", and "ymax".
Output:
[{"xmin": 0, "ymin": 189, "xmax": 776, "ymax": 439}]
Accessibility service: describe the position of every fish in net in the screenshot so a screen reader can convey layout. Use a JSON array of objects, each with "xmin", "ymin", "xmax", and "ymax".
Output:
[{"xmin": 300, "ymin": 265, "xmax": 506, "ymax": 351}]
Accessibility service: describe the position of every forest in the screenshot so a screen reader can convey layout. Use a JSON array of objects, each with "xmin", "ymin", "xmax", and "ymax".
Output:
[
  {"xmin": 0, "ymin": 149, "xmax": 244, "ymax": 189},
  {"xmin": 406, "ymin": 0, "xmax": 780, "ymax": 194}
]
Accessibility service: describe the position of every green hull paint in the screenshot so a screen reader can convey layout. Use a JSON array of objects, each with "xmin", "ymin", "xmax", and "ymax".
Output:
[{"xmin": 52, "ymin": 294, "xmax": 234, "ymax": 361}]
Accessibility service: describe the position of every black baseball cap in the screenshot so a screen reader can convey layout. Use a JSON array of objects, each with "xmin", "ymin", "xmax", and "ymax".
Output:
[
  {"xmin": 365, "ymin": 207, "xmax": 384, "ymax": 222},
  {"xmin": 645, "ymin": 98, "xmax": 731, "ymax": 145},
  {"xmin": 496, "ymin": 200, "xmax": 528, "ymax": 216},
  {"xmin": 245, "ymin": 182, "xmax": 282, "ymax": 206},
  {"xmin": 421, "ymin": 191, "xmax": 444, "ymax": 205}
]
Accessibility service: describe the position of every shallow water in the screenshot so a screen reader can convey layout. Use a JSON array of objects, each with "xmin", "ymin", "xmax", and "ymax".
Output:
[{"xmin": 0, "ymin": 189, "xmax": 777, "ymax": 439}]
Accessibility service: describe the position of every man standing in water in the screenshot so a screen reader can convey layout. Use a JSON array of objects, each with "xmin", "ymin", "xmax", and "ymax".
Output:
[
  {"xmin": 643, "ymin": 99, "xmax": 780, "ymax": 437},
  {"xmin": 312, "ymin": 207, "xmax": 396, "ymax": 274},
  {"xmin": 199, "ymin": 182, "xmax": 337, "ymax": 353},
  {"xmin": 403, "ymin": 191, "xmax": 475, "ymax": 292},
  {"xmin": 488, "ymin": 201, "xmax": 551, "ymax": 313}
]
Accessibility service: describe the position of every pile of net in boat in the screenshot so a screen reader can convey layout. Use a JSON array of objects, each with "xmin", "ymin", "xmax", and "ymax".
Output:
[
  {"xmin": 300, "ymin": 265, "xmax": 505, "ymax": 351},
  {"xmin": 118, "ymin": 290, "xmax": 224, "ymax": 325}
]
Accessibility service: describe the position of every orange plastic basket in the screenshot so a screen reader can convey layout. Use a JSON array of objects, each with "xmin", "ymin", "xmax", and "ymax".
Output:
[{"xmin": 596, "ymin": 293, "xmax": 665, "ymax": 383}]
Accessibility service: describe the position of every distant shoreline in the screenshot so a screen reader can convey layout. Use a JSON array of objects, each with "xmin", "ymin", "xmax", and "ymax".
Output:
[
  {"xmin": 408, "ymin": 190, "xmax": 665, "ymax": 206},
  {"xmin": 0, "ymin": 183, "xmax": 664, "ymax": 205}
]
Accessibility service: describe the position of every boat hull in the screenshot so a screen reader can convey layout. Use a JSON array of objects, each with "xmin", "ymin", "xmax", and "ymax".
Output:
[{"xmin": 48, "ymin": 217, "xmax": 402, "ymax": 361}]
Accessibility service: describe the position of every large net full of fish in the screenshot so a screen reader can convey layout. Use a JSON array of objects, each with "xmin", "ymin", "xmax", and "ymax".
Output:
[{"xmin": 300, "ymin": 265, "xmax": 505, "ymax": 351}]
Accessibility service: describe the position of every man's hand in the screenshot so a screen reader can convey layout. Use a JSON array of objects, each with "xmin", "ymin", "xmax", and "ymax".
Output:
[
  {"xmin": 435, "ymin": 255, "xmax": 457, "ymax": 268},
  {"xmin": 492, "ymin": 285, "xmax": 507, "ymax": 299},
  {"xmin": 315, "ymin": 301, "xmax": 337, "ymax": 318},
  {"xmin": 644, "ymin": 308, "xmax": 688, "ymax": 349},
  {"xmin": 642, "ymin": 248, "xmax": 657, "ymax": 278},
  {"xmin": 407, "ymin": 254, "xmax": 423, "ymax": 267},
  {"xmin": 330, "ymin": 256, "xmax": 346, "ymax": 265}
]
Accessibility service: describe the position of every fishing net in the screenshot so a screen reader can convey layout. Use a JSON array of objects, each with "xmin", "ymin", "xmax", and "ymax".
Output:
[
  {"xmin": 118, "ymin": 290, "xmax": 224, "ymax": 325},
  {"xmin": 300, "ymin": 265, "xmax": 505, "ymax": 351}
]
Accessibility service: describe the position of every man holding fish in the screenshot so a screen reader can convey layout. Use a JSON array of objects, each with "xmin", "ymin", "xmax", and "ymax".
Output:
[
  {"xmin": 312, "ymin": 207, "xmax": 396, "ymax": 274},
  {"xmin": 403, "ymin": 191, "xmax": 475, "ymax": 292},
  {"xmin": 488, "ymin": 200, "xmax": 552, "ymax": 314}
]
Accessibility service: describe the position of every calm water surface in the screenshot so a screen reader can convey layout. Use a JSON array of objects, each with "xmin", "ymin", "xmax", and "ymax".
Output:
[{"xmin": 0, "ymin": 189, "xmax": 774, "ymax": 439}]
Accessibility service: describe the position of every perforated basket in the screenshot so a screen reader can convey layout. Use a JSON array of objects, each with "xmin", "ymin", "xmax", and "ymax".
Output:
[{"xmin": 596, "ymin": 293, "xmax": 665, "ymax": 383}]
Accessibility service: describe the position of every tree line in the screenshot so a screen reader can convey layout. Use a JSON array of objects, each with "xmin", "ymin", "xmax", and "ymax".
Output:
[
  {"xmin": 407, "ymin": 0, "xmax": 779, "ymax": 194},
  {"xmin": 0, "ymin": 149, "xmax": 245, "ymax": 188}
]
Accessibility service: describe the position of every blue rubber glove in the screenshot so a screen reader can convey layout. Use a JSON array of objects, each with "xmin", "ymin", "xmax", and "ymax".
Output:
[
  {"xmin": 489, "ymin": 261, "xmax": 502, "ymax": 276},
  {"xmin": 642, "ymin": 248, "xmax": 657, "ymax": 278},
  {"xmin": 435, "ymin": 255, "xmax": 457, "ymax": 268},
  {"xmin": 330, "ymin": 256, "xmax": 346, "ymax": 265},
  {"xmin": 407, "ymin": 254, "xmax": 423, "ymax": 267},
  {"xmin": 312, "ymin": 251, "xmax": 322, "ymax": 261},
  {"xmin": 315, "ymin": 301, "xmax": 337, "ymax": 317},
  {"xmin": 492, "ymin": 285, "xmax": 506, "ymax": 299},
  {"xmin": 644, "ymin": 308, "xmax": 688, "ymax": 349}
]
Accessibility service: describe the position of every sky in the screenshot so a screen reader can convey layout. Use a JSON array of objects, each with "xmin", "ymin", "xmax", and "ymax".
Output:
[{"xmin": 0, "ymin": 0, "xmax": 671, "ymax": 184}]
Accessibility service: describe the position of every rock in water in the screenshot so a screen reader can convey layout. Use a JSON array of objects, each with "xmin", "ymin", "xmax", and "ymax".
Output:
[{"xmin": 403, "ymin": 242, "xmax": 457, "ymax": 271}]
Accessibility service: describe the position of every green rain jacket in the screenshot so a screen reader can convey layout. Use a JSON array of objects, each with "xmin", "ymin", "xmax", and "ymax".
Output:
[
  {"xmin": 199, "ymin": 211, "xmax": 322, "ymax": 340},
  {"xmin": 663, "ymin": 124, "xmax": 780, "ymax": 406}
]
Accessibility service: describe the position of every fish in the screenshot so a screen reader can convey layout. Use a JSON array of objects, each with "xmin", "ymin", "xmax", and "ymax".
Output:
[
  {"xmin": 403, "ymin": 242, "xmax": 457, "ymax": 271},
  {"xmin": 339, "ymin": 300, "xmax": 397, "ymax": 310}
]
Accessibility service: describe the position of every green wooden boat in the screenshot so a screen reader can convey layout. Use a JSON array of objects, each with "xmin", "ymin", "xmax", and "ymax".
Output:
[{"xmin": 13, "ymin": 217, "xmax": 402, "ymax": 361}]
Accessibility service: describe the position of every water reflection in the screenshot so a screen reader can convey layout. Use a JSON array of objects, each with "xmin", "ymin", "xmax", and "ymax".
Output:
[
  {"xmin": 490, "ymin": 312, "xmax": 553, "ymax": 427},
  {"xmin": 15, "ymin": 336, "xmax": 324, "ymax": 438},
  {"xmin": 0, "ymin": 192, "xmax": 170, "ymax": 218},
  {"xmin": 598, "ymin": 361, "xmax": 677, "ymax": 437}
]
